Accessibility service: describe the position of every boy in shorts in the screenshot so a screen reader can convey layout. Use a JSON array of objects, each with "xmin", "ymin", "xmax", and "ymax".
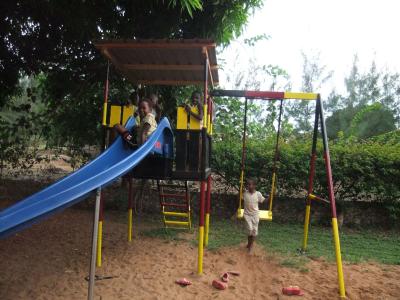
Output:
[{"xmin": 243, "ymin": 178, "xmax": 265, "ymax": 252}]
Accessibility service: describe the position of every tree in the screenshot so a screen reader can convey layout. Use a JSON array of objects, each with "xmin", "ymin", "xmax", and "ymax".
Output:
[
  {"xmin": 286, "ymin": 52, "xmax": 332, "ymax": 133},
  {"xmin": 349, "ymin": 103, "xmax": 396, "ymax": 139},
  {"xmin": 326, "ymin": 57, "xmax": 400, "ymax": 138},
  {"xmin": 0, "ymin": 0, "xmax": 263, "ymax": 153}
]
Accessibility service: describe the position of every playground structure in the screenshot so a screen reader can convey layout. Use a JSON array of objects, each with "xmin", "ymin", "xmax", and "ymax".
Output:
[
  {"xmin": 212, "ymin": 89, "xmax": 346, "ymax": 298},
  {"xmin": 0, "ymin": 39, "xmax": 346, "ymax": 299}
]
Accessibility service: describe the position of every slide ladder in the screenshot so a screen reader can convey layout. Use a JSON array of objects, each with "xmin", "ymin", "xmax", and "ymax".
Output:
[{"xmin": 157, "ymin": 181, "xmax": 191, "ymax": 230}]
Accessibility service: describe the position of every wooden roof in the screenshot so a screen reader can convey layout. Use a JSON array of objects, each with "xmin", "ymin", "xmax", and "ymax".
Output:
[{"xmin": 94, "ymin": 39, "xmax": 219, "ymax": 86}]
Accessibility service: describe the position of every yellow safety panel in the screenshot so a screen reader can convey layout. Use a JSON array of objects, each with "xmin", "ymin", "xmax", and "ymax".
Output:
[
  {"xmin": 284, "ymin": 92, "xmax": 318, "ymax": 100},
  {"xmin": 189, "ymin": 106, "xmax": 203, "ymax": 130},
  {"xmin": 237, "ymin": 208, "xmax": 272, "ymax": 221},
  {"xmin": 107, "ymin": 104, "xmax": 135, "ymax": 127},
  {"xmin": 122, "ymin": 105, "xmax": 134, "ymax": 125},
  {"xmin": 177, "ymin": 104, "xmax": 208, "ymax": 130},
  {"xmin": 109, "ymin": 105, "xmax": 122, "ymax": 127},
  {"xmin": 177, "ymin": 107, "xmax": 188, "ymax": 129}
]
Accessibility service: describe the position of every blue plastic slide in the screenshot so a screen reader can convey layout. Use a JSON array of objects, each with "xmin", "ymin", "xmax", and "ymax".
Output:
[{"xmin": 0, "ymin": 117, "xmax": 173, "ymax": 239}]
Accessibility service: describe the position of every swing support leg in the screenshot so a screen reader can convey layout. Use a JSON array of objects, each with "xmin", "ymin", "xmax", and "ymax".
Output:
[{"xmin": 319, "ymin": 97, "xmax": 346, "ymax": 298}]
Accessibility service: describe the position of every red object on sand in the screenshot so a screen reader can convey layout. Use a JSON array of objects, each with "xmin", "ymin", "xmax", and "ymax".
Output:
[
  {"xmin": 282, "ymin": 286, "xmax": 304, "ymax": 296},
  {"xmin": 221, "ymin": 272, "xmax": 229, "ymax": 282},
  {"xmin": 212, "ymin": 280, "xmax": 227, "ymax": 290},
  {"xmin": 175, "ymin": 278, "xmax": 192, "ymax": 286}
]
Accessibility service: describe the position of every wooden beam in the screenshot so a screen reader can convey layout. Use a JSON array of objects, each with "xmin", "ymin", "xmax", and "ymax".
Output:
[
  {"xmin": 202, "ymin": 47, "xmax": 214, "ymax": 89},
  {"xmin": 122, "ymin": 64, "xmax": 218, "ymax": 71},
  {"xmin": 125, "ymin": 79, "xmax": 219, "ymax": 86},
  {"xmin": 94, "ymin": 42, "xmax": 216, "ymax": 50}
]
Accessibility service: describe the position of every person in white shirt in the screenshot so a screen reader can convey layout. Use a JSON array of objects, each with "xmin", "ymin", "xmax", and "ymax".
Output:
[{"xmin": 243, "ymin": 178, "xmax": 265, "ymax": 251}]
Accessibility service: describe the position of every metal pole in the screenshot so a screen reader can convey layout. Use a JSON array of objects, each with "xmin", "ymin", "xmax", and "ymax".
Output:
[
  {"xmin": 238, "ymin": 98, "xmax": 249, "ymax": 211},
  {"xmin": 128, "ymin": 178, "xmax": 133, "ymax": 242},
  {"xmin": 197, "ymin": 181, "xmax": 206, "ymax": 274},
  {"xmin": 302, "ymin": 99, "xmax": 320, "ymax": 251},
  {"xmin": 96, "ymin": 191, "xmax": 104, "ymax": 267},
  {"xmin": 102, "ymin": 61, "xmax": 110, "ymax": 126},
  {"xmin": 203, "ymin": 54, "xmax": 209, "ymax": 119},
  {"xmin": 268, "ymin": 99, "xmax": 283, "ymax": 212},
  {"xmin": 88, "ymin": 188, "xmax": 101, "ymax": 300},
  {"xmin": 204, "ymin": 175, "xmax": 212, "ymax": 247},
  {"xmin": 318, "ymin": 96, "xmax": 346, "ymax": 298},
  {"xmin": 96, "ymin": 72, "xmax": 110, "ymax": 266}
]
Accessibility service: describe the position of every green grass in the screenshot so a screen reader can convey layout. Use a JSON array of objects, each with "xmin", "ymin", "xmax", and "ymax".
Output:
[
  {"xmin": 141, "ymin": 227, "xmax": 185, "ymax": 241},
  {"xmin": 140, "ymin": 217, "xmax": 400, "ymax": 267}
]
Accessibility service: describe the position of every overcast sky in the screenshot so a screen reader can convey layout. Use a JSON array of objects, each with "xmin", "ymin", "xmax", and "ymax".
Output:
[{"xmin": 219, "ymin": 0, "xmax": 400, "ymax": 94}]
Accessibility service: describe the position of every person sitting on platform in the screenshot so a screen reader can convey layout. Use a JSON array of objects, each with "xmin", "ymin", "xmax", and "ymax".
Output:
[
  {"xmin": 184, "ymin": 91, "xmax": 203, "ymax": 121},
  {"xmin": 114, "ymin": 98, "xmax": 157, "ymax": 146}
]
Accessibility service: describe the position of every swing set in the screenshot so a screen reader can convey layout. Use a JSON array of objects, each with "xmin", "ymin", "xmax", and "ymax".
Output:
[{"xmin": 212, "ymin": 89, "xmax": 346, "ymax": 298}]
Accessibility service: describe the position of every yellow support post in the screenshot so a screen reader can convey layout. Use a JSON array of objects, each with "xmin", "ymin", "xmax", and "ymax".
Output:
[
  {"xmin": 96, "ymin": 220, "xmax": 103, "ymax": 267},
  {"xmin": 268, "ymin": 172, "xmax": 276, "ymax": 211},
  {"xmin": 128, "ymin": 208, "xmax": 133, "ymax": 242},
  {"xmin": 302, "ymin": 204, "xmax": 311, "ymax": 251},
  {"xmin": 197, "ymin": 226, "xmax": 204, "ymax": 274},
  {"xmin": 332, "ymin": 218, "xmax": 346, "ymax": 298},
  {"xmin": 102, "ymin": 103, "xmax": 108, "ymax": 126},
  {"xmin": 204, "ymin": 213, "xmax": 210, "ymax": 246}
]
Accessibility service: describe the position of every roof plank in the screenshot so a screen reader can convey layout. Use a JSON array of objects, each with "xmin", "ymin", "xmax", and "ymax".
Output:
[{"xmin": 94, "ymin": 39, "xmax": 219, "ymax": 86}]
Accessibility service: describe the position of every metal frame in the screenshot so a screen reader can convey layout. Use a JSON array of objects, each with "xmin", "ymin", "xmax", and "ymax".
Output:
[{"xmin": 212, "ymin": 89, "xmax": 346, "ymax": 298}]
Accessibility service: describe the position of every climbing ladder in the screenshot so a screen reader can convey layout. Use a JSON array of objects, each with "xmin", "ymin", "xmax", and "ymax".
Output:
[{"xmin": 157, "ymin": 181, "xmax": 191, "ymax": 229}]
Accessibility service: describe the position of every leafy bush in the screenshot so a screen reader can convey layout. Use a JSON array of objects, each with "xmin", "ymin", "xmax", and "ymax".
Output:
[{"xmin": 213, "ymin": 131, "xmax": 400, "ymax": 220}]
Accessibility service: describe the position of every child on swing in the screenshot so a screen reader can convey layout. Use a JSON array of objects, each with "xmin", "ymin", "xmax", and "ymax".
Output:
[{"xmin": 243, "ymin": 178, "xmax": 265, "ymax": 252}]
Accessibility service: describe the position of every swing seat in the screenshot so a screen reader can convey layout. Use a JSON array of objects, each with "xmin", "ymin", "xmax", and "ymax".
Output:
[{"xmin": 236, "ymin": 209, "xmax": 273, "ymax": 221}]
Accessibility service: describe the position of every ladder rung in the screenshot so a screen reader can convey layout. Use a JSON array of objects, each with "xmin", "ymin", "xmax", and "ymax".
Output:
[
  {"xmin": 161, "ymin": 202, "xmax": 187, "ymax": 208},
  {"xmin": 158, "ymin": 184, "xmax": 186, "ymax": 189},
  {"xmin": 165, "ymin": 220, "xmax": 189, "ymax": 226},
  {"xmin": 160, "ymin": 193, "xmax": 186, "ymax": 199},
  {"xmin": 163, "ymin": 211, "xmax": 189, "ymax": 217}
]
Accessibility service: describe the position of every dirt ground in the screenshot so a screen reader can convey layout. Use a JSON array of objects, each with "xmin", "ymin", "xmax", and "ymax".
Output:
[{"xmin": 1, "ymin": 207, "xmax": 399, "ymax": 300}]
